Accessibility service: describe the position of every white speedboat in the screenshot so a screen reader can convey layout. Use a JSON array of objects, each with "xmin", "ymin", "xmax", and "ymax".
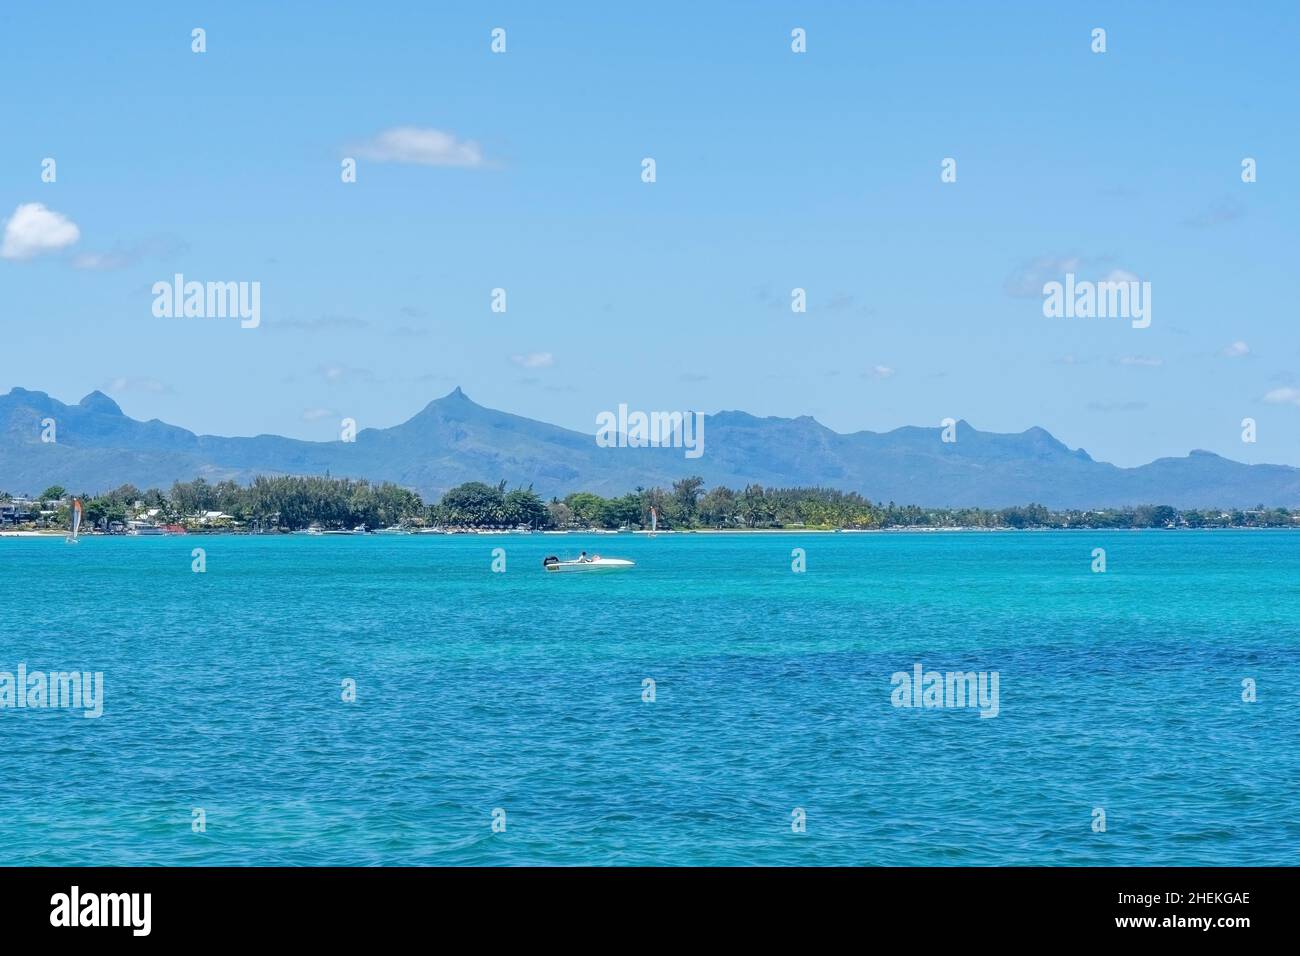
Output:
[{"xmin": 542, "ymin": 555, "xmax": 635, "ymax": 573}]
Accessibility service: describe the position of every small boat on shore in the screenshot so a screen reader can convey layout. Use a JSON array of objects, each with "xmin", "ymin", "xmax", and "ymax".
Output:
[{"xmin": 542, "ymin": 554, "xmax": 635, "ymax": 573}]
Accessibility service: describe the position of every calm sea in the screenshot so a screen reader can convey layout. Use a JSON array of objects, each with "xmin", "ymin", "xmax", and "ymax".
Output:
[{"xmin": 1, "ymin": 530, "xmax": 1296, "ymax": 865}]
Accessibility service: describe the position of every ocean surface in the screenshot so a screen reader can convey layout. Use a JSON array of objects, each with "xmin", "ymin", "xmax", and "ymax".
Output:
[{"xmin": 1, "ymin": 530, "xmax": 1297, "ymax": 866}]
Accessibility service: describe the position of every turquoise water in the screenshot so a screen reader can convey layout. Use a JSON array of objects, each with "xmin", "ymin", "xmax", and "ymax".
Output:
[{"xmin": 1, "ymin": 530, "xmax": 1297, "ymax": 866}]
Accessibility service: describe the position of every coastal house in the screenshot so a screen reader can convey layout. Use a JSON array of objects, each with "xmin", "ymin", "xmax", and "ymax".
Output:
[
  {"xmin": 128, "ymin": 508, "xmax": 166, "ymax": 534},
  {"xmin": 194, "ymin": 510, "xmax": 241, "ymax": 529},
  {"xmin": 0, "ymin": 498, "xmax": 38, "ymax": 525}
]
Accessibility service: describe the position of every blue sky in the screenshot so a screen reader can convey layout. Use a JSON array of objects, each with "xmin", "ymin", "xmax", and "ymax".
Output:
[{"xmin": 2, "ymin": 1, "xmax": 1297, "ymax": 466}]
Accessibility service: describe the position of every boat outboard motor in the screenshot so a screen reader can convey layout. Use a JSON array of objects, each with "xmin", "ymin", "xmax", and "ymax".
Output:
[{"xmin": 542, "ymin": 555, "xmax": 559, "ymax": 567}]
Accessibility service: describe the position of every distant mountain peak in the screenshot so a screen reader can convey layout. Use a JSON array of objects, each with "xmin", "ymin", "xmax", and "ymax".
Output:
[
  {"xmin": 712, "ymin": 409, "xmax": 824, "ymax": 429},
  {"xmin": 434, "ymin": 386, "xmax": 477, "ymax": 406},
  {"xmin": 1018, "ymin": 424, "xmax": 1070, "ymax": 450},
  {"xmin": 78, "ymin": 391, "xmax": 123, "ymax": 415},
  {"xmin": 5, "ymin": 386, "xmax": 50, "ymax": 401}
]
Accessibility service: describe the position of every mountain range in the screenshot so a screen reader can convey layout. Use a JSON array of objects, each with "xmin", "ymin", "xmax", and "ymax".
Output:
[{"xmin": 2, "ymin": 386, "xmax": 1298, "ymax": 508}]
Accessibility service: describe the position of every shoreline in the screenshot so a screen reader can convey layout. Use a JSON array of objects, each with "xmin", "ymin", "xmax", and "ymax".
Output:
[{"xmin": 6, "ymin": 526, "xmax": 1300, "ymax": 539}]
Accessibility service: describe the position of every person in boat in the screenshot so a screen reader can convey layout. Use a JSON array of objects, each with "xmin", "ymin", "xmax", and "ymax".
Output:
[{"xmin": 577, "ymin": 551, "xmax": 590, "ymax": 562}]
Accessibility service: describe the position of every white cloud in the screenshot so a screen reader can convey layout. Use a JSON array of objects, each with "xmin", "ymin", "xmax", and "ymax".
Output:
[
  {"xmin": 72, "ymin": 235, "xmax": 186, "ymax": 270},
  {"xmin": 512, "ymin": 352, "xmax": 554, "ymax": 369},
  {"xmin": 350, "ymin": 127, "xmax": 485, "ymax": 167},
  {"xmin": 868, "ymin": 365, "xmax": 895, "ymax": 379},
  {"xmin": 1004, "ymin": 255, "xmax": 1143, "ymax": 298},
  {"xmin": 1004, "ymin": 256, "xmax": 1083, "ymax": 297},
  {"xmin": 274, "ymin": 315, "xmax": 370, "ymax": 332},
  {"xmin": 1264, "ymin": 387, "xmax": 1300, "ymax": 406},
  {"xmin": 101, "ymin": 377, "xmax": 169, "ymax": 394},
  {"xmin": 1088, "ymin": 400, "xmax": 1148, "ymax": 413},
  {"xmin": 1, "ymin": 203, "xmax": 80, "ymax": 260},
  {"xmin": 317, "ymin": 364, "xmax": 374, "ymax": 385},
  {"xmin": 1223, "ymin": 341, "xmax": 1249, "ymax": 357},
  {"xmin": 73, "ymin": 252, "xmax": 128, "ymax": 270},
  {"xmin": 1118, "ymin": 355, "xmax": 1163, "ymax": 367},
  {"xmin": 1184, "ymin": 197, "xmax": 1245, "ymax": 228},
  {"xmin": 301, "ymin": 407, "xmax": 334, "ymax": 422}
]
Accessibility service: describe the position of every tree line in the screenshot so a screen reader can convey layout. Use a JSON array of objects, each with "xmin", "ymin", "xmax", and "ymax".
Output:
[{"xmin": 4, "ymin": 477, "xmax": 1298, "ymax": 531}]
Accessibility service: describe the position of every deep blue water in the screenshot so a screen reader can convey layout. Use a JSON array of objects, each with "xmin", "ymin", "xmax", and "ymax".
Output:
[{"xmin": 1, "ymin": 530, "xmax": 1297, "ymax": 865}]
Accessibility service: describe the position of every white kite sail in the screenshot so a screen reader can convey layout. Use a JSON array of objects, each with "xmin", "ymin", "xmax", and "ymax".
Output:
[{"xmin": 66, "ymin": 498, "xmax": 82, "ymax": 543}]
